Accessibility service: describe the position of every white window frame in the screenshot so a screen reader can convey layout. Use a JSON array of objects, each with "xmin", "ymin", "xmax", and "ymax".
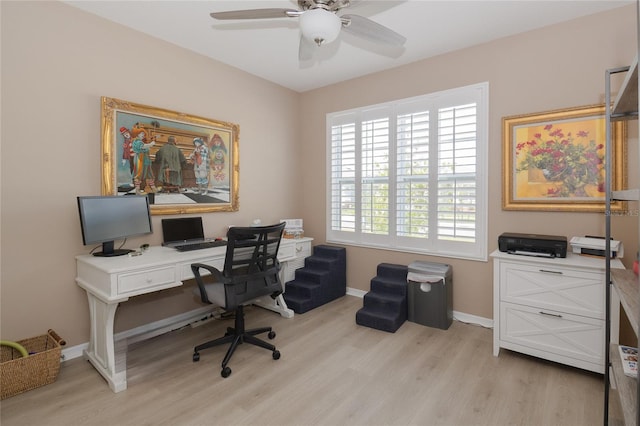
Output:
[{"xmin": 326, "ymin": 82, "xmax": 489, "ymax": 261}]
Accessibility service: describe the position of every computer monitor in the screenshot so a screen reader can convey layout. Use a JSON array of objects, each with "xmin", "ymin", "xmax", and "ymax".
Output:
[{"xmin": 77, "ymin": 195, "xmax": 153, "ymax": 257}]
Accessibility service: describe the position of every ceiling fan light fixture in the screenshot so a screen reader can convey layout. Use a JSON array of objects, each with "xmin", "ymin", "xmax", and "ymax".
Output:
[{"xmin": 299, "ymin": 8, "xmax": 341, "ymax": 46}]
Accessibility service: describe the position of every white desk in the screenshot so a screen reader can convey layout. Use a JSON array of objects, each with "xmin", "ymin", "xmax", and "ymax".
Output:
[{"xmin": 76, "ymin": 237, "xmax": 312, "ymax": 392}]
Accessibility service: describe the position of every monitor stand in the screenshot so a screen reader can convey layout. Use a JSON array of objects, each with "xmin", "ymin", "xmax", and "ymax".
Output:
[{"xmin": 93, "ymin": 241, "xmax": 133, "ymax": 257}]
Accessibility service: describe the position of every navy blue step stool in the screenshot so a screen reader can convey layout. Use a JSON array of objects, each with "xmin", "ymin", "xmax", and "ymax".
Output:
[
  {"xmin": 283, "ymin": 245, "xmax": 346, "ymax": 314},
  {"xmin": 355, "ymin": 263, "xmax": 408, "ymax": 333}
]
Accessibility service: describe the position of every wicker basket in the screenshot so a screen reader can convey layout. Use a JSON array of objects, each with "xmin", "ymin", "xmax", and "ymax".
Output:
[{"xmin": 1, "ymin": 329, "xmax": 66, "ymax": 400}]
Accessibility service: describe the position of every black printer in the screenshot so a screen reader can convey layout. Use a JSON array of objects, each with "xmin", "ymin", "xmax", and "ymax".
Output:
[{"xmin": 498, "ymin": 232, "xmax": 567, "ymax": 258}]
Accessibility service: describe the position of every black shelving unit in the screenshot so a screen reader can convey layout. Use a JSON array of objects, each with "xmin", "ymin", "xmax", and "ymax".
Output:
[{"xmin": 604, "ymin": 14, "xmax": 640, "ymax": 423}]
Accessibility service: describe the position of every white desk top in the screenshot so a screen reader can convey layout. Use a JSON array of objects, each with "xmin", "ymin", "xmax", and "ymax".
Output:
[
  {"xmin": 76, "ymin": 245, "xmax": 226, "ymax": 274},
  {"xmin": 76, "ymin": 237, "xmax": 313, "ymax": 274}
]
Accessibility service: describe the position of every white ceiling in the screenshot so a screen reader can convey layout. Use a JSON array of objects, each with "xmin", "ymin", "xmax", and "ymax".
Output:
[{"xmin": 65, "ymin": 0, "xmax": 633, "ymax": 93}]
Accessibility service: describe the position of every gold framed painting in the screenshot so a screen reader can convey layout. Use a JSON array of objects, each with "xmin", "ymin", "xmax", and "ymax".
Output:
[
  {"xmin": 502, "ymin": 104, "xmax": 626, "ymax": 212},
  {"xmin": 101, "ymin": 97, "xmax": 239, "ymax": 215}
]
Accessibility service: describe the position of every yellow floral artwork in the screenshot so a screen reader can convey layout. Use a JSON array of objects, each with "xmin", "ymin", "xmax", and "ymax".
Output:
[{"xmin": 502, "ymin": 105, "xmax": 626, "ymax": 212}]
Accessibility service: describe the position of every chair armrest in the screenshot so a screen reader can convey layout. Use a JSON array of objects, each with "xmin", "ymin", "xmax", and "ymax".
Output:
[{"xmin": 191, "ymin": 263, "xmax": 225, "ymax": 304}]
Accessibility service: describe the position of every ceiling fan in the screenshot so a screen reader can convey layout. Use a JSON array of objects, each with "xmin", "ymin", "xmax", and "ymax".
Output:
[{"xmin": 210, "ymin": 0, "xmax": 406, "ymax": 60}]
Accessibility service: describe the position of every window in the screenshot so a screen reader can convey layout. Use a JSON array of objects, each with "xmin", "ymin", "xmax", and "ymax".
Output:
[{"xmin": 327, "ymin": 83, "xmax": 488, "ymax": 261}]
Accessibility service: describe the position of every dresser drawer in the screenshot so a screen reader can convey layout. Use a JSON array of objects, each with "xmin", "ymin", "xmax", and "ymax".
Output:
[
  {"xmin": 500, "ymin": 262, "xmax": 604, "ymax": 319},
  {"xmin": 500, "ymin": 302, "xmax": 604, "ymax": 367},
  {"xmin": 117, "ymin": 266, "xmax": 177, "ymax": 295}
]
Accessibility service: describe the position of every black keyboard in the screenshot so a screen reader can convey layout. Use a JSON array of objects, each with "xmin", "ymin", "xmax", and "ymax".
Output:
[{"xmin": 174, "ymin": 240, "xmax": 227, "ymax": 252}]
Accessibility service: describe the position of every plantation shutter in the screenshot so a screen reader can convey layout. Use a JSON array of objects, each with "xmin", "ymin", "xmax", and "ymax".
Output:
[
  {"xmin": 437, "ymin": 104, "xmax": 477, "ymax": 243},
  {"xmin": 361, "ymin": 117, "xmax": 390, "ymax": 235},
  {"xmin": 326, "ymin": 82, "xmax": 487, "ymax": 261},
  {"xmin": 396, "ymin": 110, "xmax": 430, "ymax": 238},
  {"xmin": 330, "ymin": 120, "xmax": 356, "ymax": 232}
]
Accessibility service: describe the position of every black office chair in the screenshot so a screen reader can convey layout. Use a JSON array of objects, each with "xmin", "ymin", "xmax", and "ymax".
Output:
[{"xmin": 190, "ymin": 222, "xmax": 286, "ymax": 378}]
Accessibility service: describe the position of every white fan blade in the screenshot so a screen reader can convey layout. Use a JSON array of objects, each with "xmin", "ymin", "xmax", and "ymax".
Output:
[
  {"xmin": 341, "ymin": 14, "xmax": 406, "ymax": 46},
  {"xmin": 210, "ymin": 9, "xmax": 301, "ymax": 20}
]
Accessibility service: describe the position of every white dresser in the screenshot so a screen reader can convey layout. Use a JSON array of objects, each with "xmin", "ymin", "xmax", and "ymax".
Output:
[{"xmin": 491, "ymin": 250, "xmax": 624, "ymax": 374}]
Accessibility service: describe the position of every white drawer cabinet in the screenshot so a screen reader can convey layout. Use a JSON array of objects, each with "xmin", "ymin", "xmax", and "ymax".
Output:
[{"xmin": 491, "ymin": 250, "xmax": 623, "ymax": 374}]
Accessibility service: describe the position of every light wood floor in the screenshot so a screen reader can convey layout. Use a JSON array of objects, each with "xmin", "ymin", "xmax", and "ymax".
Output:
[{"xmin": 1, "ymin": 296, "xmax": 610, "ymax": 426}]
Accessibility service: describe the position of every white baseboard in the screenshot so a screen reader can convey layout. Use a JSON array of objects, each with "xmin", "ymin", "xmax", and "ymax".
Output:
[
  {"xmin": 61, "ymin": 306, "xmax": 217, "ymax": 362},
  {"xmin": 61, "ymin": 343, "xmax": 86, "ymax": 361},
  {"xmin": 117, "ymin": 306, "xmax": 217, "ymax": 345},
  {"xmin": 346, "ymin": 287, "xmax": 367, "ymax": 298},
  {"xmin": 452, "ymin": 311, "xmax": 493, "ymax": 329}
]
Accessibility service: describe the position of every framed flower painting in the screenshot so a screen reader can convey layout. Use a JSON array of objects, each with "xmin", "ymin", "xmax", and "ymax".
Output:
[{"xmin": 502, "ymin": 104, "xmax": 626, "ymax": 212}]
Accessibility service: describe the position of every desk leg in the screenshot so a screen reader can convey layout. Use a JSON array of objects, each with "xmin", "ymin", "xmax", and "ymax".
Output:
[
  {"xmin": 83, "ymin": 291, "xmax": 128, "ymax": 392},
  {"xmin": 253, "ymin": 295, "xmax": 294, "ymax": 318},
  {"xmin": 253, "ymin": 268, "xmax": 296, "ymax": 318}
]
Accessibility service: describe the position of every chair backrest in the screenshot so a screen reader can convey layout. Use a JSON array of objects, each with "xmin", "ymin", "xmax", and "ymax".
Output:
[{"xmin": 222, "ymin": 222, "xmax": 286, "ymax": 307}]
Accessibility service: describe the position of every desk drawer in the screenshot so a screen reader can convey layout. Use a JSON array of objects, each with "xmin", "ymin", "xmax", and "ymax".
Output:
[{"xmin": 117, "ymin": 266, "xmax": 177, "ymax": 295}]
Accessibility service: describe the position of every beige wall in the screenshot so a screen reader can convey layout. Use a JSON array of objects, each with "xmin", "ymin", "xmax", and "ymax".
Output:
[
  {"xmin": 1, "ymin": 1, "xmax": 301, "ymax": 344},
  {"xmin": 298, "ymin": 5, "xmax": 639, "ymax": 319},
  {"xmin": 1, "ymin": 2, "xmax": 637, "ymax": 346}
]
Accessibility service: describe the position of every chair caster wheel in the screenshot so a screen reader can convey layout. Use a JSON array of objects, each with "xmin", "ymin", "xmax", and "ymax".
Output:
[
  {"xmin": 193, "ymin": 352, "xmax": 200, "ymax": 362},
  {"xmin": 273, "ymin": 350, "xmax": 281, "ymax": 360},
  {"xmin": 268, "ymin": 331, "xmax": 276, "ymax": 339},
  {"xmin": 221, "ymin": 367, "xmax": 232, "ymax": 378}
]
